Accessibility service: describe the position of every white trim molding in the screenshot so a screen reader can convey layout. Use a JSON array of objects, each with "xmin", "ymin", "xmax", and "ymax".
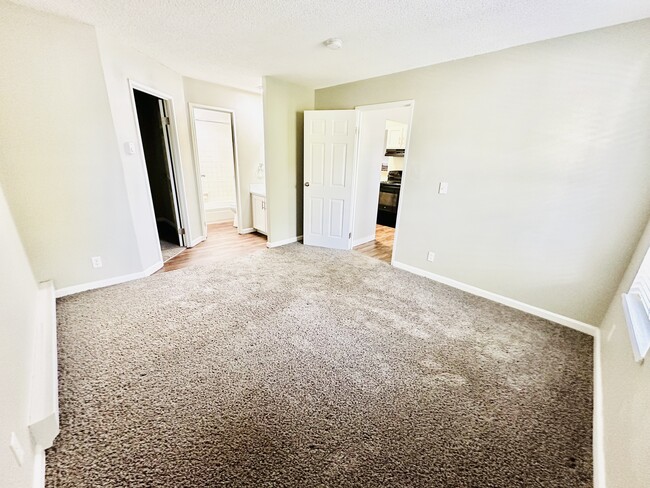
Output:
[
  {"xmin": 593, "ymin": 330, "xmax": 606, "ymax": 488},
  {"xmin": 391, "ymin": 260, "xmax": 598, "ymax": 336},
  {"xmin": 267, "ymin": 235, "xmax": 303, "ymax": 248},
  {"xmin": 238, "ymin": 227, "xmax": 256, "ymax": 234},
  {"xmin": 55, "ymin": 261, "xmax": 163, "ymax": 298},
  {"xmin": 29, "ymin": 282, "xmax": 59, "ymax": 448}
]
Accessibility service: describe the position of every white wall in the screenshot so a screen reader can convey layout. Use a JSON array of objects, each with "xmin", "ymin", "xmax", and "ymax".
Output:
[
  {"xmin": 317, "ymin": 19, "xmax": 650, "ymax": 325},
  {"xmin": 96, "ymin": 31, "xmax": 202, "ymax": 262},
  {"xmin": 599, "ymin": 218, "xmax": 650, "ymax": 488},
  {"xmin": 0, "ymin": 1, "xmax": 141, "ymax": 291},
  {"xmin": 183, "ymin": 77, "xmax": 265, "ymax": 231},
  {"xmin": 354, "ymin": 107, "xmax": 411, "ymax": 245},
  {"xmin": 263, "ymin": 77, "xmax": 314, "ymax": 244},
  {"xmin": 0, "ymin": 184, "xmax": 41, "ymax": 488}
]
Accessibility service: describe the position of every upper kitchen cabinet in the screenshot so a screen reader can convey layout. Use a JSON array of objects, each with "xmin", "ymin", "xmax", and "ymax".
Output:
[{"xmin": 385, "ymin": 120, "xmax": 409, "ymax": 150}]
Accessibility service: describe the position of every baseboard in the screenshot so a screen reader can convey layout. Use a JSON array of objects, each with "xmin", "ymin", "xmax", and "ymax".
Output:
[
  {"xmin": 189, "ymin": 235, "xmax": 206, "ymax": 248},
  {"xmin": 267, "ymin": 235, "xmax": 303, "ymax": 248},
  {"xmin": 593, "ymin": 330, "xmax": 606, "ymax": 487},
  {"xmin": 32, "ymin": 445, "xmax": 45, "ymax": 488},
  {"xmin": 55, "ymin": 261, "xmax": 163, "ymax": 298},
  {"xmin": 352, "ymin": 235, "xmax": 375, "ymax": 247},
  {"xmin": 391, "ymin": 260, "xmax": 598, "ymax": 336},
  {"xmin": 239, "ymin": 227, "xmax": 256, "ymax": 234}
]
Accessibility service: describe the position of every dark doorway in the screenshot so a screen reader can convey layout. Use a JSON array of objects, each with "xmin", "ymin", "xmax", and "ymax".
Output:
[{"xmin": 133, "ymin": 89, "xmax": 184, "ymax": 249}]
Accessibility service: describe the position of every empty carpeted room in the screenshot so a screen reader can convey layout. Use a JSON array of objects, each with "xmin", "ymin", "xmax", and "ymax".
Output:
[{"xmin": 1, "ymin": 1, "xmax": 650, "ymax": 487}]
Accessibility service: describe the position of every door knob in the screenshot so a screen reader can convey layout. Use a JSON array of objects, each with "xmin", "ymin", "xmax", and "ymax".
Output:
[{"xmin": 304, "ymin": 182, "xmax": 310, "ymax": 187}]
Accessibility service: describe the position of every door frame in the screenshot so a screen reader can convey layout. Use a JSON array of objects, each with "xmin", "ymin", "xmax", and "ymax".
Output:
[
  {"xmin": 188, "ymin": 103, "xmax": 244, "ymax": 238},
  {"xmin": 128, "ymin": 79, "xmax": 190, "ymax": 249},
  {"xmin": 354, "ymin": 100, "xmax": 415, "ymax": 265}
]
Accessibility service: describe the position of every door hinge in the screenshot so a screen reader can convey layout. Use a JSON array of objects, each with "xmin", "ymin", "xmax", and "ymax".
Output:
[
  {"xmin": 179, "ymin": 228, "xmax": 186, "ymax": 235},
  {"xmin": 162, "ymin": 116, "xmax": 171, "ymax": 126},
  {"xmin": 349, "ymin": 232, "xmax": 352, "ymax": 239}
]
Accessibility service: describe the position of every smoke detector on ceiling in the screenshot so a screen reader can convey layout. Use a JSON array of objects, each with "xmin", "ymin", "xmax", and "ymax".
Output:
[{"xmin": 323, "ymin": 38, "xmax": 343, "ymax": 50}]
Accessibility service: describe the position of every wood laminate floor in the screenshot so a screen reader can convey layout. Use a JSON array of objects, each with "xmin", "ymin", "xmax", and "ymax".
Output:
[
  {"xmin": 353, "ymin": 224, "xmax": 395, "ymax": 263},
  {"xmin": 161, "ymin": 221, "xmax": 268, "ymax": 272}
]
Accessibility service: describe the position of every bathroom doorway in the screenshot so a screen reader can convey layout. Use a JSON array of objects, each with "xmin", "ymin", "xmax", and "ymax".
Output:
[{"xmin": 189, "ymin": 104, "xmax": 242, "ymax": 236}]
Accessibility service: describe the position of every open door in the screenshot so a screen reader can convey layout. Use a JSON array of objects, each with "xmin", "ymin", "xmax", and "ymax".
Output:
[
  {"xmin": 303, "ymin": 110, "xmax": 357, "ymax": 250},
  {"xmin": 133, "ymin": 89, "xmax": 184, "ymax": 247}
]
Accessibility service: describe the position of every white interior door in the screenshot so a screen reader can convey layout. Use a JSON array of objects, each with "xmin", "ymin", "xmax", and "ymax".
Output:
[{"xmin": 303, "ymin": 110, "xmax": 357, "ymax": 249}]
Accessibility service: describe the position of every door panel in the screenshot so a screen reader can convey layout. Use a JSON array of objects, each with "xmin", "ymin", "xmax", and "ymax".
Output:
[
  {"xmin": 134, "ymin": 90, "xmax": 182, "ymax": 246},
  {"xmin": 303, "ymin": 110, "xmax": 357, "ymax": 249}
]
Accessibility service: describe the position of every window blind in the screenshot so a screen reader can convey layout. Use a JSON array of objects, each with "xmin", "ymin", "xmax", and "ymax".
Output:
[{"xmin": 622, "ymin": 248, "xmax": 650, "ymax": 362}]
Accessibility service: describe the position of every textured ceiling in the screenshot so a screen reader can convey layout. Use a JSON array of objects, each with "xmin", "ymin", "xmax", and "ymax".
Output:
[{"xmin": 10, "ymin": 0, "xmax": 650, "ymax": 91}]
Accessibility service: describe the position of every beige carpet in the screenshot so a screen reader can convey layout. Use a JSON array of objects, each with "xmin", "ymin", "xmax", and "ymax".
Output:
[
  {"xmin": 47, "ymin": 244, "xmax": 593, "ymax": 487},
  {"xmin": 160, "ymin": 239, "xmax": 184, "ymax": 263}
]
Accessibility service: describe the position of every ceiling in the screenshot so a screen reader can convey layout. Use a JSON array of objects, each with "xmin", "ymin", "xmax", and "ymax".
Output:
[{"xmin": 11, "ymin": 0, "xmax": 650, "ymax": 92}]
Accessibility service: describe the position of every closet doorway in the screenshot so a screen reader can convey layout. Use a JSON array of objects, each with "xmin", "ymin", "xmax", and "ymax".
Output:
[
  {"xmin": 189, "ymin": 105, "xmax": 242, "ymax": 236},
  {"xmin": 132, "ymin": 87, "xmax": 187, "ymax": 263}
]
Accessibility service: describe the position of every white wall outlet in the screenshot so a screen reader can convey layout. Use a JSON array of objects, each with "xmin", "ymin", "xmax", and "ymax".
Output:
[
  {"xmin": 10, "ymin": 432, "xmax": 24, "ymax": 466},
  {"xmin": 427, "ymin": 251, "xmax": 435, "ymax": 262},
  {"xmin": 439, "ymin": 182, "xmax": 449, "ymax": 194},
  {"xmin": 91, "ymin": 256, "xmax": 103, "ymax": 268},
  {"xmin": 125, "ymin": 142, "xmax": 136, "ymax": 155}
]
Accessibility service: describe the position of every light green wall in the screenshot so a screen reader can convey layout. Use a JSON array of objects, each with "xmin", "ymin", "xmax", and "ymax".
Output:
[
  {"xmin": 263, "ymin": 77, "xmax": 314, "ymax": 244},
  {"xmin": 599, "ymin": 218, "xmax": 650, "ymax": 488},
  {"xmin": 316, "ymin": 19, "xmax": 650, "ymax": 325},
  {"xmin": 0, "ymin": 1, "xmax": 140, "ymax": 289},
  {"xmin": 97, "ymin": 31, "xmax": 201, "ymax": 266}
]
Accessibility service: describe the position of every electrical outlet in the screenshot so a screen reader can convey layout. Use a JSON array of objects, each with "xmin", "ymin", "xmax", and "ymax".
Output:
[
  {"xmin": 10, "ymin": 432, "xmax": 24, "ymax": 466},
  {"xmin": 91, "ymin": 256, "xmax": 103, "ymax": 268},
  {"xmin": 427, "ymin": 251, "xmax": 435, "ymax": 262}
]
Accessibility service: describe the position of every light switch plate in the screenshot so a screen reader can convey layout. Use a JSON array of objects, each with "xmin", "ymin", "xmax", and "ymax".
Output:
[
  {"xmin": 427, "ymin": 251, "xmax": 435, "ymax": 262},
  {"xmin": 439, "ymin": 182, "xmax": 449, "ymax": 194}
]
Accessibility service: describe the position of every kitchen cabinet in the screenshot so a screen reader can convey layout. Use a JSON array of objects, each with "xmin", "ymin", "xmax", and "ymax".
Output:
[
  {"xmin": 386, "ymin": 127, "xmax": 407, "ymax": 149},
  {"xmin": 252, "ymin": 194, "xmax": 267, "ymax": 234}
]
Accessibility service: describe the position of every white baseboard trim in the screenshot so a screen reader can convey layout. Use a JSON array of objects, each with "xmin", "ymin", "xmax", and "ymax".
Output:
[
  {"xmin": 32, "ymin": 445, "xmax": 45, "ymax": 488},
  {"xmin": 189, "ymin": 235, "xmax": 206, "ymax": 248},
  {"xmin": 352, "ymin": 235, "xmax": 375, "ymax": 247},
  {"xmin": 267, "ymin": 235, "xmax": 303, "ymax": 248},
  {"xmin": 55, "ymin": 261, "xmax": 163, "ymax": 298},
  {"xmin": 391, "ymin": 260, "xmax": 598, "ymax": 336},
  {"xmin": 593, "ymin": 330, "xmax": 606, "ymax": 487},
  {"xmin": 239, "ymin": 227, "xmax": 256, "ymax": 234}
]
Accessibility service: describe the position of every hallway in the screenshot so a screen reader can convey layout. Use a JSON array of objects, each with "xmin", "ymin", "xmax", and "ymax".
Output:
[{"xmin": 162, "ymin": 222, "xmax": 267, "ymax": 272}]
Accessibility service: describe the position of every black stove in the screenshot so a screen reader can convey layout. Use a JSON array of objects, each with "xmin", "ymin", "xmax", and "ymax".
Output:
[{"xmin": 377, "ymin": 170, "xmax": 402, "ymax": 227}]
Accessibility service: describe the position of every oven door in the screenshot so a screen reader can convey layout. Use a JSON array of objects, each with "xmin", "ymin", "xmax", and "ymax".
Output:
[{"xmin": 378, "ymin": 183, "xmax": 400, "ymax": 213}]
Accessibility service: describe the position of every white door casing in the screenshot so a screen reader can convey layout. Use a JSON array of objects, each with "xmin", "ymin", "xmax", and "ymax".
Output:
[{"xmin": 303, "ymin": 110, "xmax": 358, "ymax": 250}]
